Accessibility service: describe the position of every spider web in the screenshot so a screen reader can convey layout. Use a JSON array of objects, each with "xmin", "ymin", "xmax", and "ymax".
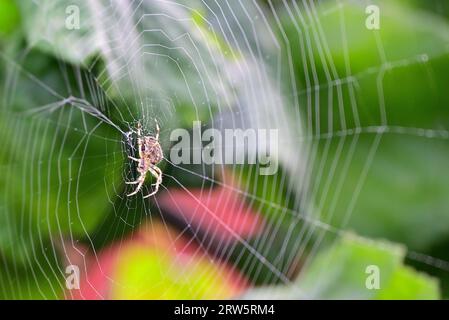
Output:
[{"xmin": 1, "ymin": 0, "xmax": 449, "ymax": 299}]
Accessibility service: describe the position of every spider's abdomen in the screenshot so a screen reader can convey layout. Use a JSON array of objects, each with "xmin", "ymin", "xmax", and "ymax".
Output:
[{"xmin": 143, "ymin": 137, "xmax": 163, "ymax": 165}]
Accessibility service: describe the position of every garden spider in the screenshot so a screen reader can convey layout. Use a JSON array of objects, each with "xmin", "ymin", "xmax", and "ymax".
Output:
[{"xmin": 126, "ymin": 120, "xmax": 163, "ymax": 198}]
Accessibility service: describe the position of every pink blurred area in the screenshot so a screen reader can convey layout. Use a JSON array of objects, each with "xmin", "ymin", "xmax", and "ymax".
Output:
[
  {"xmin": 64, "ymin": 185, "xmax": 262, "ymax": 299},
  {"xmin": 156, "ymin": 185, "xmax": 264, "ymax": 244}
]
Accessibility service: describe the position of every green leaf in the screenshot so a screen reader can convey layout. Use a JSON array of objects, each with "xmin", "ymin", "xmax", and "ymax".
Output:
[
  {"xmin": 15, "ymin": 0, "xmax": 231, "ymax": 120},
  {"xmin": 17, "ymin": 0, "xmax": 303, "ymax": 185},
  {"xmin": 280, "ymin": 0, "xmax": 449, "ymax": 252},
  {"xmin": 16, "ymin": 1, "xmax": 98, "ymax": 65},
  {"xmin": 0, "ymin": 51, "xmax": 124, "ymax": 267},
  {"xmin": 0, "ymin": 247, "xmax": 62, "ymax": 299},
  {"xmin": 242, "ymin": 233, "xmax": 440, "ymax": 299},
  {"xmin": 377, "ymin": 265, "xmax": 439, "ymax": 299},
  {"xmin": 0, "ymin": 0, "xmax": 20, "ymax": 38}
]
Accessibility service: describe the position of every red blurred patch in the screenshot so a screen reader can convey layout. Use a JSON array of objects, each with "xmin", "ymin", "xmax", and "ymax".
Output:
[
  {"xmin": 65, "ymin": 222, "xmax": 250, "ymax": 299},
  {"xmin": 157, "ymin": 185, "xmax": 264, "ymax": 244},
  {"xmin": 66, "ymin": 242, "xmax": 121, "ymax": 300}
]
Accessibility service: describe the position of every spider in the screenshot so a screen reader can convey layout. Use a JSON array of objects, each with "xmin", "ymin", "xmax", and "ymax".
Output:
[{"xmin": 126, "ymin": 120, "xmax": 163, "ymax": 198}]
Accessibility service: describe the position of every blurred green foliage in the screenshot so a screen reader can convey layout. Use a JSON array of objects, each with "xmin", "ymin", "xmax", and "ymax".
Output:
[
  {"xmin": 243, "ymin": 233, "xmax": 439, "ymax": 299},
  {"xmin": 279, "ymin": 0, "xmax": 449, "ymax": 296},
  {"xmin": 0, "ymin": 0, "xmax": 448, "ymax": 299},
  {"xmin": 0, "ymin": 0, "xmax": 20, "ymax": 38}
]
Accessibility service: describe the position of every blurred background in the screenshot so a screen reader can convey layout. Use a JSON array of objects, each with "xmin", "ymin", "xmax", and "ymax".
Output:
[{"xmin": 0, "ymin": 0, "xmax": 449, "ymax": 299}]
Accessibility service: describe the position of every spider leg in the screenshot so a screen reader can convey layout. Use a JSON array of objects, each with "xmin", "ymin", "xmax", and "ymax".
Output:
[
  {"xmin": 137, "ymin": 121, "xmax": 142, "ymax": 136},
  {"xmin": 136, "ymin": 122, "xmax": 144, "ymax": 159},
  {"xmin": 155, "ymin": 119, "xmax": 160, "ymax": 140},
  {"xmin": 152, "ymin": 166, "xmax": 163, "ymax": 186},
  {"xmin": 142, "ymin": 186, "xmax": 158, "ymax": 198},
  {"xmin": 127, "ymin": 174, "xmax": 145, "ymax": 196},
  {"xmin": 125, "ymin": 180, "xmax": 140, "ymax": 185},
  {"xmin": 143, "ymin": 166, "xmax": 162, "ymax": 198},
  {"xmin": 128, "ymin": 156, "xmax": 140, "ymax": 162}
]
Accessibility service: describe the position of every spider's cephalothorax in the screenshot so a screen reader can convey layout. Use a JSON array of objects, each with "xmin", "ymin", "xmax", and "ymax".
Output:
[{"xmin": 126, "ymin": 120, "xmax": 163, "ymax": 198}]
